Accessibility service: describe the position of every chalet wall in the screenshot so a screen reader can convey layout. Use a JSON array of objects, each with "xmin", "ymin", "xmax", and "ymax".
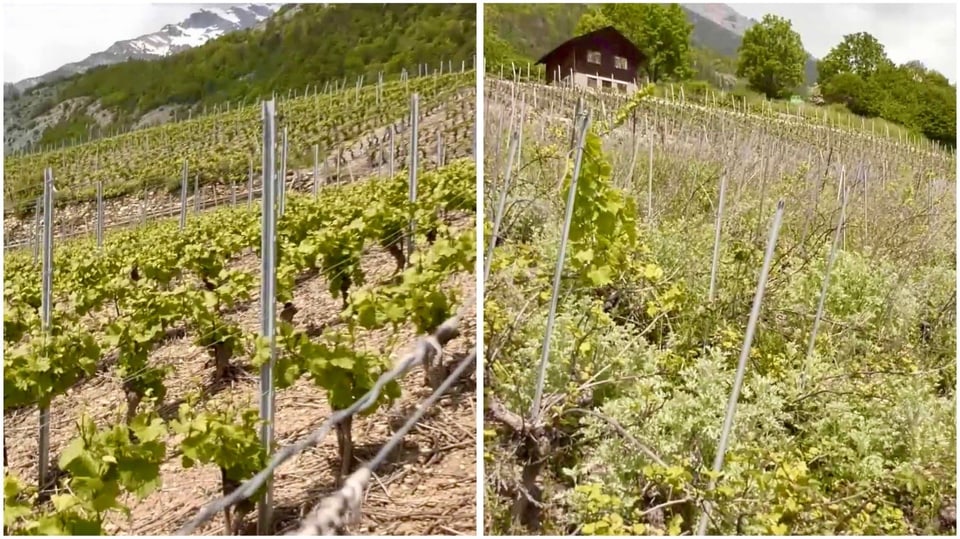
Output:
[
  {"xmin": 568, "ymin": 42, "xmax": 638, "ymax": 83},
  {"xmin": 572, "ymin": 72, "xmax": 637, "ymax": 93}
]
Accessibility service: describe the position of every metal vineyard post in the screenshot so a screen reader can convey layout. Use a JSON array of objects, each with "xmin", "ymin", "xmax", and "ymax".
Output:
[{"xmin": 257, "ymin": 100, "xmax": 278, "ymax": 534}]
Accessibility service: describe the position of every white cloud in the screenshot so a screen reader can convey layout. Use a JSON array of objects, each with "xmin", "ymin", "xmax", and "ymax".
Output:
[
  {"xmin": 728, "ymin": 3, "xmax": 957, "ymax": 82},
  {"xmin": 2, "ymin": 2, "xmax": 210, "ymax": 83}
]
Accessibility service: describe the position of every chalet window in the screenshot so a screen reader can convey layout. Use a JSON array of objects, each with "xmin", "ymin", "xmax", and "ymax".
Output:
[
  {"xmin": 614, "ymin": 55, "xmax": 628, "ymax": 70},
  {"xmin": 586, "ymin": 77, "xmax": 598, "ymax": 88},
  {"xmin": 602, "ymin": 79, "xmax": 612, "ymax": 89},
  {"xmin": 617, "ymin": 82, "xmax": 627, "ymax": 93},
  {"xmin": 587, "ymin": 50, "xmax": 601, "ymax": 64}
]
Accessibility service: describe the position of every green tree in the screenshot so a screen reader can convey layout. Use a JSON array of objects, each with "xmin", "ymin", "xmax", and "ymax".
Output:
[
  {"xmin": 736, "ymin": 14, "xmax": 806, "ymax": 98},
  {"xmin": 574, "ymin": 7, "xmax": 611, "ymax": 36},
  {"xmin": 822, "ymin": 57, "xmax": 957, "ymax": 148},
  {"xmin": 820, "ymin": 72, "xmax": 873, "ymax": 115},
  {"xmin": 871, "ymin": 64, "xmax": 922, "ymax": 126},
  {"xmin": 818, "ymin": 31, "xmax": 892, "ymax": 83},
  {"xmin": 575, "ymin": 3, "xmax": 694, "ymax": 82},
  {"xmin": 917, "ymin": 81, "xmax": 956, "ymax": 146},
  {"xmin": 484, "ymin": 26, "xmax": 529, "ymax": 73}
]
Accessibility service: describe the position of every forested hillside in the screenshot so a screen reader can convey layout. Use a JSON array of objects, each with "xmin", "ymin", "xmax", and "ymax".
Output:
[{"xmin": 8, "ymin": 3, "xmax": 476, "ymax": 151}]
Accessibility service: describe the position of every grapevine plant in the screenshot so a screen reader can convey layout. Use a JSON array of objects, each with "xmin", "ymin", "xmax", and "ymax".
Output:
[
  {"xmin": 171, "ymin": 402, "xmax": 266, "ymax": 535},
  {"xmin": 4, "ymin": 158, "xmax": 477, "ymax": 531},
  {"xmin": 4, "ymin": 414, "xmax": 166, "ymax": 535}
]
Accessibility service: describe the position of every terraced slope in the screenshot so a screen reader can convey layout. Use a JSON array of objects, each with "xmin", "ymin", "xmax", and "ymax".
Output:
[{"xmin": 5, "ymin": 72, "xmax": 476, "ymax": 248}]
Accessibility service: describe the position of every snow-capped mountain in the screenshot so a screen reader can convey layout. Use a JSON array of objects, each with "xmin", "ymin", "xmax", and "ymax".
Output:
[
  {"xmin": 9, "ymin": 4, "xmax": 278, "ymax": 94},
  {"xmin": 682, "ymin": 3, "xmax": 756, "ymax": 36}
]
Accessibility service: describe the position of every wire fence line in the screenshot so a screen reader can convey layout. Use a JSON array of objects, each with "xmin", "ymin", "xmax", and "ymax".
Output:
[{"xmin": 176, "ymin": 313, "xmax": 470, "ymax": 535}]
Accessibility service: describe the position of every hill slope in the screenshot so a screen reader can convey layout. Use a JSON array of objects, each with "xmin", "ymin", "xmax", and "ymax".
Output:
[
  {"xmin": 4, "ymin": 4, "xmax": 277, "ymax": 95},
  {"xmin": 5, "ymin": 3, "xmax": 476, "ymax": 154},
  {"xmin": 3, "ymin": 4, "xmax": 277, "ymax": 153}
]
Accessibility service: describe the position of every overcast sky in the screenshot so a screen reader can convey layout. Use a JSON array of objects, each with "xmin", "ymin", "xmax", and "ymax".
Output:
[
  {"xmin": 3, "ymin": 2, "xmax": 205, "ymax": 83},
  {"xmin": 729, "ymin": 3, "xmax": 957, "ymax": 82}
]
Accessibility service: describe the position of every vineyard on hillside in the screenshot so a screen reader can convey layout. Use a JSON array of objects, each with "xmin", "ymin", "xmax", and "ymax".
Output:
[
  {"xmin": 3, "ymin": 69, "xmax": 475, "ymax": 231},
  {"xmin": 3, "ymin": 73, "xmax": 478, "ymax": 535},
  {"xmin": 483, "ymin": 78, "xmax": 956, "ymax": 535}
]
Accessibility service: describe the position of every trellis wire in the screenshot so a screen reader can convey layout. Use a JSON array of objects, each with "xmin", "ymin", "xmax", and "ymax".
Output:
[
  {"xmin": 754, "ymin": 153, "xmax": 769, "ymax": 243},
  {"xmin": 647, "ymin": 129, "xmax": 655, "ymax": 222},
  {"xmin": 378, "ymin": 137, "xmax": 385, "ymax": 177},
  {"xmin": 279, "ymin": 126, "xmax": 288, "ymax": 216},
  {"xmin": 376, "ymin": 71, "xmax": 383, "ymax": 106},
  {"xmin": 292, "ymin": 349, "xmax": 477, "ymax": 535},
  {"xmin": 389, "ymin": 128, "xmax": 396, "ymax": 177},
  {"xmin": 258, "ymin": 99, "xmax": 279, "ymax": 533},
  {"xmin": 696, "ymin": 200, "xmax": 785, "ymax": 535},
  {"xmin": 530, "ymin": 107, "xmax": 591, "ymax": 422},
  {"xmin": 514, "ymin": 93, "xmax": 525, "ymax": 179},
  {"xmin": 312, "ymin": 144, "xmax": 320, "ymax": 197},
  {"xmin": 861, "ymin": 163, "xmax": 869, "ymax": 249},
  {"xmin": 492, "ymin": 78, "xmax": 509, "ymax": 177},
  {"xmin": 177, "ymin": 315, "xmax": 464, "ymax": 535},
  {"xmin": 248, "ymin": 158, "xmax": 254, "ymax": 208},
  {"xmin": 437, "ymin": 131, "xmax": 443, "ymax": 168},
  {"xmin": 31, "ymin": 197, "xmax": 40, "ymax": 263},
  {"xmin": 335, "ymin": 143, "xmax": 342, "ymax": 186},
  {"xmin": 707, "ymin": 172, "xmax": 728, "ymax": 302},
  {"xmin": 194, "ymin": 174, "xmax": 201, "ymax": 213}
]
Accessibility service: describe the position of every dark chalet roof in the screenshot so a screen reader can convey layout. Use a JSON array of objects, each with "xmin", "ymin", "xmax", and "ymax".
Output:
[{"xmin": 535, "ymin": 26, "xmax": 646, "ymax": 66}]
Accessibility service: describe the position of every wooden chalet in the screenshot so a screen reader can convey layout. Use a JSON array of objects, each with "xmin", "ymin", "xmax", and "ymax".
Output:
[{"xmin": 536, "ymin": 26, "xmax": 647, "ymax": 93}]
